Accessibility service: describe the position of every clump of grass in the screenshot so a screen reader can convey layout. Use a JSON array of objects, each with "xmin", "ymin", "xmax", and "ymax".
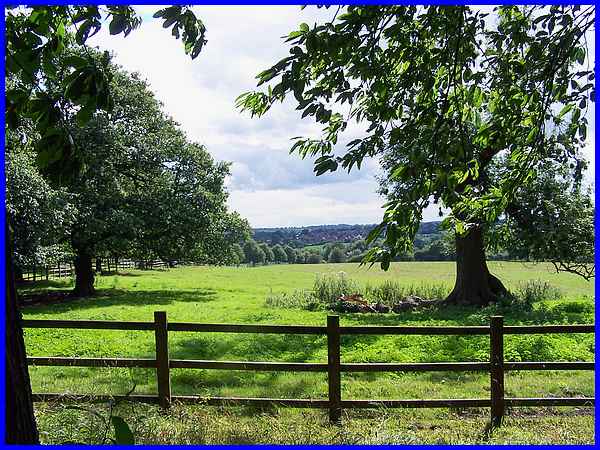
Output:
[
  {"xmin": 493, "ymin": 280, "xmax": 564, "ymax": 314},
  {"xmin": 515, "ymin": 280, "xmax": 562, "ymax": 303},
  {"xmin": 35, "ymin": 401, "xmax": 594, "ymax": 445},
  {"xmin": 312, "ymin": 272, "xmax": 360, "ymax": 304},
  {"xmin": 366, "ymin": 281, "xmax": 449, "ymax": 304},
  {"xmin": 266, "ymin": 273, "xmax": 360, "ymax": 311},
  {"xmin": 265, "ymin": 289, "xmax": 322, "ymax": 311},
  {"xmin": 267, "ymin": 273, "xmax": 449, "ymax": 311}
]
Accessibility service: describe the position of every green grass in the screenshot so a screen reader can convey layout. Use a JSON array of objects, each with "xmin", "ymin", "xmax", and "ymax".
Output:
[{"xmin": 21, "ymin": 262, "xmax": 595, "ymax": 444}]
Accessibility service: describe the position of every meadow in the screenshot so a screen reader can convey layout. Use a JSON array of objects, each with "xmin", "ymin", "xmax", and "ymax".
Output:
[{"xmin": 21, "ymin": 262, "xmax": 594, "ymax": 444}]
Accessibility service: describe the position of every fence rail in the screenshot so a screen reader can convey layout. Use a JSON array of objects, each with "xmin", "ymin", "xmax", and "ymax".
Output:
[
  {"xmin": 23, "ymin": 313, "xmax": 595, "ymax": 424},
  {"xmin": 20, "ymin": 258, "xmax": 169, "ymax": 281}
]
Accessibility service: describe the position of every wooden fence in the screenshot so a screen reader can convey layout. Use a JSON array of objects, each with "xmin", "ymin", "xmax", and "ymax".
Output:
[
  {"xmin": 20, "ymin": 259, "xmax": 169, "ymax": 281},
  {"xmin": 23, "ymin": 314, "xmax": 594, "ymax": 424}
]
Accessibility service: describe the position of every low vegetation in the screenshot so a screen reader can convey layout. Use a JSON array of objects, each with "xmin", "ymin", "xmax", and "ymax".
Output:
[
  {"xmin": 266, "ymin": 272, "xmax": 566, "ymax": 314},
  {"xmin": 35, "ymin": 401, "xmax": 593, "ymax": 445}
]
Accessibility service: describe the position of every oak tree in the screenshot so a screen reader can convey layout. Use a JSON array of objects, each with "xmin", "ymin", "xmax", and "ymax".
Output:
[{"xmin": 238, "ymin": 5, "xmax": 595, "ymax": 305}]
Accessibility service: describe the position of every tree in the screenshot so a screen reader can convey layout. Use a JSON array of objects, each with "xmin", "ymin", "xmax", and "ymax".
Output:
[
  {"xmin": 272, "ymin": 244, "xmax": 288, "ymax": 263},
  {"xmin": 243, "ymin": 240, "xmax": 266, "ymax": 266},
  {"xmin": 5, "ymin": 5, "xmax": 209, "ymax": 443},
  {"xmin": 22, "ymin": 49, "xmax": 239, "ymax": 297},
  {"xmin": 238, "ymin": 5, "xmax": 594, "ymax": 306},
  {"xmin": 324, "ymin": 242, "xmax": 346, "ymax": 262},
  {"xmin": 328, "ymin": 246, "xmax": 346, "ymax": 263},
  {"xmin": 283, "ymin": 245, "xmax": 297, "ymax": 264},
  {"xmin": 190, "ymin": 213, "xmax": 251, "ymax": 266},
  {"xmin": 306, "ymin": 252, "xmax": 323, "ymax": 264},
  {"xmin": 259, "ymin": 243, "xmax": 274, "ymax": 264},
  {"xmin": 230, "ymin": 243, "xmax": 245, "ymax": 266},
  {"xmin": 5, "ymin": 147, "xmax": 76, "ymax": 280},
  {"xmin": 503, "ymin": 160, "xmax": 594, "ymax": 279}
]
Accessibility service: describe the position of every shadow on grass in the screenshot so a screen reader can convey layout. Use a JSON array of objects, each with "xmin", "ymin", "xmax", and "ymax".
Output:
[
  {"xmin": 17, "ymin": 279, "xmax": 72, "ymax": 293},
  {"xmin": 98, "ymin": 271, "xmax": 143, "ymax": 277},
  {"xmin": 21, "ymin": 288, "xmax": 218, "ymax": 314},
  {"xmin": 333, "ymin": 301, "xmax": 592, "ymax": 327}
]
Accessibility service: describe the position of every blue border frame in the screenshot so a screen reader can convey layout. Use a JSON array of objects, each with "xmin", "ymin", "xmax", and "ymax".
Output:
[{"xmin": 1, "ymin": 1, "xmax": 597, "ymax": 448}]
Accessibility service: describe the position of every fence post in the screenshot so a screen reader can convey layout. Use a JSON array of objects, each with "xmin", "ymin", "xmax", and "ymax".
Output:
[
  {"xmin": 490, "ymin": 315, "xmax": 504, "ymax": 426},
  {"xmin": 327, "ymin": 315, "xmax": 342, "ymax": 423},
  {"xmin": 154, "ymin": 311, "xmax": 171, "ymax": 408}
]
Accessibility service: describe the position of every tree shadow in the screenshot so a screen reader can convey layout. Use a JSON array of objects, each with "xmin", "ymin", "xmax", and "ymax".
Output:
[
  {"xmin": 98, "ymin": 271, "xmax": 143, "ymax": 277},
  {"xmin": 17, "ymin": 279, "xmax": 71, "ymax": 292},
  {"xmin": 21, "ymin": 288, "xmax": 218, "ymax": 314},
  {"xmin": 171, "ymin": 333, "xmax": 327, "ymax": 364},
  {"xmin": 167, "ymin": 331, "xmax": 330, "ymax": 401},
  {"xmin": 332, "ymin": 299, "xmax": 592, "ymax": 327}
]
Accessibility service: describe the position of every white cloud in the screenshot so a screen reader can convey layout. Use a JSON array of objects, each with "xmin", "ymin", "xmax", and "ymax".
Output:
[{"xmin": 88, "ymin": 6, "xmax": 596, "ymax": 226}]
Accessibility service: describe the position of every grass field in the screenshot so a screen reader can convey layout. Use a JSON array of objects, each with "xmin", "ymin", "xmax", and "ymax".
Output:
[{"xmin": 20, "ymin": 262, "xmax": 595, "ymax": 444}]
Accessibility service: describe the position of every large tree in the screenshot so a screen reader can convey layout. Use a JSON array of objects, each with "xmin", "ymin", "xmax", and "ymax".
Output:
[
  {"xmin": 238, "ymin": 5, "xmax": 595, "ymax": 305},
  {"xmin": 5, "ymin": 144, "xmax": 76, "ymax": 280},
  {"xmin": 18, "ymin": 49, "xmax": 241, "ymax": 297},
  {"xmin": 5, "ymin": 5, "xmax": 208, "ymax": 443}
]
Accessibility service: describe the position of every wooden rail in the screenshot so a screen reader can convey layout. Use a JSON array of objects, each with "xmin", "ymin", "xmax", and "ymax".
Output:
[
  {"xmin": 20, "ymin": 258, "xmax": 169, "ymax": 281},
  {"xmin": 23, "ymin": 313, "xmax": 595, "ymax": 425}
]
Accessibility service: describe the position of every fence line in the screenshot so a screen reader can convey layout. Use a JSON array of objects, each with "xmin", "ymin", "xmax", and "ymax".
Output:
[
  {"xmin": 23, "ymin": 314, "xmax": 595, "ymax": 425},
  {"xmin": 20, "ymin": 258, "xmax": 169, "ymax": 281}
]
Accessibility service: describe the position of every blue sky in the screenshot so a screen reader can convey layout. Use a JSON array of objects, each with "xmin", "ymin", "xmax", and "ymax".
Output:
[{"xmin": 89, "ymin": 5, "xmax": 595, "ymax": 228}]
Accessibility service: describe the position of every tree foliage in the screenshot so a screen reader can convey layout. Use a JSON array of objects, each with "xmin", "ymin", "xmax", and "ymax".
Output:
[
  {"xmin": 5, "ymin": 144, "xmax": 75, "ymax": 269},
  {"xmin": 238, "ymin": 5, "xmax": 594, "ymax": 274},
  {"xmin": 272, "ymin": 244, "xmax": 288, "ymax": 263},
  {"xmin": 243, "ymin": 240, "xmax": 266, "ymax": 265},
  {"xmin": 504, "ymin": 161, "xmax": 594, "ymax": 279},
  {"xmin": 5, "ymin": 5, "xmax": 207, "ymax": 183}
]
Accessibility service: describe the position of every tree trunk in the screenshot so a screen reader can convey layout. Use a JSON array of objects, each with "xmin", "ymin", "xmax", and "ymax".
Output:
[
  {"xmin": 95, "ymin": 257, "xmax": 102, "ymax": 273},
  {"xmin": 5, "ymin": 221, "xmax": 40, "ymax": 444},
  {"xmin": 72, "ymin": 249, "xmax": 95, "ymax": 297},
  {"xmin": 14, "ymin": 264, "xmax": 24, "ymax": 283},
  {"xmin": 445, "ymin": 227, "xmax": 508, "ymax": 306}
]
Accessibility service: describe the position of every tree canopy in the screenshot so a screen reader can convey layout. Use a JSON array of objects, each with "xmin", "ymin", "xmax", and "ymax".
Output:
[
  {"xmin": 5, "ymin": 5, "xmax": 207, "ymax": 183},
  {"xmin": 6, "ymin": 47, "xmax": 249, "ymax": 296},
  {"xmin": 238, "ymin": 5, "xmax": 595, "ymax": 304}
]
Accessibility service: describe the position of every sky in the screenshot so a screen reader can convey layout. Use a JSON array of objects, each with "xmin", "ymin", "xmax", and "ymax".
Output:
[{"xmin": 89, "ymin": 5, "xmax": 595, "ymax": 228}]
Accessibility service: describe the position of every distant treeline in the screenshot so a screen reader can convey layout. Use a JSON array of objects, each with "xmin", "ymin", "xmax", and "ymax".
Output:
[
  {"xmin": 247, "ymin": 221, "xmax": 514, "ymax": 264},
  {"xmin": 252, "ymin": 222, "xmax": 441, "ymax": 247}
]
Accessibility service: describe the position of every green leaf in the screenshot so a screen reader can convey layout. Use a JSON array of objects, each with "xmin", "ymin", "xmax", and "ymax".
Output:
[
  {"xmin": 109, "ymin": 15, "xmax": 127, "ymax": 35},
  {"xmin": 63, "ymin": 55, "xmax": 89, "ymax": 69},
  {"xmin": 75, "ymin": 101, "xmax": 95, "ymax": 126},
  {"xmin": 111, "ymin": 416, "xmax": 135, "ymax": 445},
  {"xmin": 557, "ymin": 104, "xmax": 573, "ymax": 119},
  {"xmin": 525, "ymin": 127, "xmax": 538, "ymax": 144}
]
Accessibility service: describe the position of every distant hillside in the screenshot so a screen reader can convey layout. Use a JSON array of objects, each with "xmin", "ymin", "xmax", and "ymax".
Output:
[{"xmin": 253, "ymin": 221, "xmax": 442, "ymax": 247}]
